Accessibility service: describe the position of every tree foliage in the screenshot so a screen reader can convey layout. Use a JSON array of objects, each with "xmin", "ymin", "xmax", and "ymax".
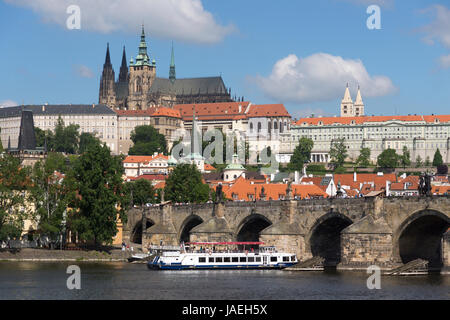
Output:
[
  {"xmin": 52, "ymin": 116, "xmax": 80, "ymax": 154},
  {"xmin": 400, "ymin": 146, "xmax": 411, "ymax": 169},
  {"xmin": 329, "ymin": 138, "xmax": 348, "ymax": 170},
  {"xmin": 164, "ymin": 164, "xmax": 210, "ymax": 203},
  {"xmin": 68, "ymin": 143, "xmax": 126, "ymax": 246},
  {"xmin": 129, "ymin": 125, "xmax": 167, "ymax": 156},
  {"xmin": 124, "ymin": 179, "xmax": 156, "ymax": 207},
  {"xmin": 415, "ymin": 155, "xmax": 423, "ymax": 168},
  {"xmin": 0, "ymin": 154, "xmax": 30, "ymax": 241},
  {"xmin": 356, "ymin": 147, "xmax": 371, "ymax": 167},
  {"xmin": 288, "ymin": 137, "xmax": 314, "ymax": 172},
  {"xmin": 377, "ymin": 148, "xmax": 399, "ymax": 169},
  {"xmin": 432, "ymin": 149, "xmax": 443, "ymax": 167},
  {"xmin": 29, "ymin": 153, "xmax": 75, "ymax": 239},
  {"xmin": 79, "ymin": 132, "xmax": 101, "ymax": 154}
]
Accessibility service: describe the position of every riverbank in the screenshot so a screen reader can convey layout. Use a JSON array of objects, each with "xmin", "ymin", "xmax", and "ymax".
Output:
[{"xmin": 0, "ymin": 248, "xmax": 130, "ymax": 262}]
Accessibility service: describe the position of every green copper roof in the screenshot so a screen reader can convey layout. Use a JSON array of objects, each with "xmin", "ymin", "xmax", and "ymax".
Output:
[{"xmin": 134, "ymin": 25, "xmax": 151, "ymax": 67}]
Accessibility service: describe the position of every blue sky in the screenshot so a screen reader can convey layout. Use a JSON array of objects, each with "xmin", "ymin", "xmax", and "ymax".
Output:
[{"xmin": 1, "ymin": 0, "xmax": 450, "ymax": 118}]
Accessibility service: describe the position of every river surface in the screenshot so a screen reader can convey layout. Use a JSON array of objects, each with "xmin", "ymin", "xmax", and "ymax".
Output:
[{"xmin": 0, "ymin": 262, "xmax": 448, "ymax": 300}]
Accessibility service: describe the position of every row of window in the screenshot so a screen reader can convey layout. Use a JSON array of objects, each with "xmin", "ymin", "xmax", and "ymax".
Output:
[{"xmin": 197, "ymin": 256, "xmax": 294, "ymax": 263}]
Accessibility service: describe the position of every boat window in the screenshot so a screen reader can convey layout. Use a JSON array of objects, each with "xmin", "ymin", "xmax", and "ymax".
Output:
[
  {"xmin": 232, "ymin": 257, "xmax": 239, "ymax": 263},
  {"xmin": 239, "ymin": 257, "xmax": 247, "ymax": 263},
  {"xmin": 208, "ymin": 257, "xmax": 214, "ymax": 263},
  {"xmin": 215, "ymin": 257, "xmax": 223, "ymax": 263},
  {"xmin": 283, "ymin": 256, "xmax": 289, "ymax": 262},
  {"xmin": 199, "ymin": 257, "xmax": 206, "ymax": 263},
  {"xmin": 224, "ymin": 257, "xmax": 231, "ymax": 263},
  {"xmin": 270, "ymin": 256, "xmax": 277, "ymax": 262},
  {"xmin": 291, "ymin": 256, "xmax": 296, "ymax": 261},
  {"xmin": 248, "ymin": 257, "xmax": 255, "ymax": 262},
  {"xmin": 255, "ymin": 257, "xmax": 261, "ymax": 262}
]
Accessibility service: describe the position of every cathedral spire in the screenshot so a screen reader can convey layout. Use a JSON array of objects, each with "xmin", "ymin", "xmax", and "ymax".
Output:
[
  {"xmin": 119, "ymin": 46, "xmax": 128, "ymax": 83},
  {"xmin": 104, "ymin": 42, "xmax": 112, "ymax": 68},
  {"xmin": 169, "ymin": 42, "xmax": 176, "ymax": 83},
  {"xmin": 354, "ymin": 85, "xmax": 365, "ymax": 116}
]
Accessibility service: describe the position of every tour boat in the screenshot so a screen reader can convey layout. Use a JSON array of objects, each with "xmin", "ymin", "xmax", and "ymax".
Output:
[{"xmin": 147, "ymin": 242, "xmax": 298, "ymax": 270}]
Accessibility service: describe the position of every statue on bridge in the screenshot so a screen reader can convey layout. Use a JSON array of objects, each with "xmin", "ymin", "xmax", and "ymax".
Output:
[
  {"xmin": 216, "ymin": 184, "xmax": 223, "ymax": 204},
  {"xmin": 418, "ymin": 172, "xmax": 432, "ymax": 197}
]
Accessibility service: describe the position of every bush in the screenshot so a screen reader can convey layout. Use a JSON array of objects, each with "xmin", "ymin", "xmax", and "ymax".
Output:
[
  {"xmin": 306, "ymin": 164, "xmax": 327, "ymax": 174},
  {"xmin": 437, "ymin": 164, "xmax": 448, "ymax": 175},
  {"xmin": 334, "ymin": 166, "xmax": 346, "ymax": 174}
]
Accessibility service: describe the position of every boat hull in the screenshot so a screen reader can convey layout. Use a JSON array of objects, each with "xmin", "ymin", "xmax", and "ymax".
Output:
[{"xmin": 147, "ymin": 262, "xmax": 297, "ymax": 270}]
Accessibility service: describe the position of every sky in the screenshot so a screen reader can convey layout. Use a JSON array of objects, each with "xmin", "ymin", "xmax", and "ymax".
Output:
[{"xmin": 1, "ymin": 0, "xmax": 450, "ymax": 119}]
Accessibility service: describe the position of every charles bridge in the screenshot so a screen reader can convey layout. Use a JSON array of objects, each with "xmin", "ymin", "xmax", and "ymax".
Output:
[{"xmin": 123, "ymin": 196, "xmax": 450, "ymax": 271}]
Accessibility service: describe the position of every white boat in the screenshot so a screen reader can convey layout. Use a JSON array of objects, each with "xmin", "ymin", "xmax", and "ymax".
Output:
[{"xmin": 147, "ymin": 242, "xmax": 298, "ymax": 270}]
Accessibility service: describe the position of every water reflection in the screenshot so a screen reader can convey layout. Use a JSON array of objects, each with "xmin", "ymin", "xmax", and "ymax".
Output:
[{"xmin": 0, "ymin": 262, "xmax": 448, "ymax": 300}]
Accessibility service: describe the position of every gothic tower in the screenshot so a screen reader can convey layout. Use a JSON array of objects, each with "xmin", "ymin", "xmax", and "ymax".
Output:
[
  {"xmin": 354, "ymin": 85, "xmax": 365, "ymax": 117},
  {"xmin": 99, "ymin": 43, "xmax": 117, "ymax": 107},
  {"xmin": 119, "ymin": 46, "xmax": 128, "ymax": 83},
  {"xmin": 340, "ymin": 83, "xmax": 354, "ymax": 117},
  {"xmin": 128, "ymin": 25, "xmax": 157, "ymax": 110},
  {"xmin": 169, "ymin": 42, "xmax": 176, "ymax": 83}
]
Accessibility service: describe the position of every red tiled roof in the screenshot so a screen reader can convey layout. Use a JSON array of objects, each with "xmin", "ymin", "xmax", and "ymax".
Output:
[
  {"xmin": 221, "ymin": 177, "xmax": 328, "ymax": 201},
  {"xmin": 295, "ymin": 114, "xmax": 450, "ymax": 126},
  {"xmin": 174, "ymin": 102, "xmax": 251, "ymax": 121},
  {"xmin": 116, "ymin": 107, "xmax": 181, "ymax": 118},
  {"xmin": 247, "ymin": 104, "xmax": 290, "ymax": 118},
  {"xmin": 123, "ymin": 154, "xmax": 168, "ymax": 164}
]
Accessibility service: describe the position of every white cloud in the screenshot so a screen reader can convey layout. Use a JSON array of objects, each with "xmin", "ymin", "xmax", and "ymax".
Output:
[
  {"xmin": 419, "ymin": 5, "xmax": 450, "ymax": 49},
  {"xmin": 4, "ymin": 0, "xmax": 235, "ymax": 44},
  {"xmin": 438, "ymin": 54, "xmax": 450, "ymax": 69},
  {"xmin": 253, "ymin": 53, "xmax": 397, "ymax": 104},
  {"xmin": 0, "ymin": 100, "xmax": 18, "ymax": 108},
  {"xmin": 74, "ymin": 65, "xmax": 94, "ymax": 78}
]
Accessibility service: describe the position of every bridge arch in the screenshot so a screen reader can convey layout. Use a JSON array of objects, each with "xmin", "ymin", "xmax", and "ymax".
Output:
[
  {"xmin": 131, "ymin": 218, "xmax": 155, "ymax": 245},
  {"xmin": 306, "ymin": 212, "xmax": 353, "ymax": 267},
  {"xmin": 394, "ymin": 209, "xmax": 450, "ymax": 270},
  {"xmin": 178, "ymin": 215, "xmax": 204, "ymax": 244},
  {"xmin": 235, "ymin": 214, "xmax": 272, "ymax": 249}
]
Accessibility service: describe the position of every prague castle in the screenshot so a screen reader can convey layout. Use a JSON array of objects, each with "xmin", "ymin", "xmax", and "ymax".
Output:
[{"xmin": 99, "ymin": 26, "xmax": 234, "ymax": 110}]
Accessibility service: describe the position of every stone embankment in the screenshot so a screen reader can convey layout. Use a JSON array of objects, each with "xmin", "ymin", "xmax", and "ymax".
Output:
[{"xmin": 0, "ymin": 248, "xmax": 130, "ymax": 262}]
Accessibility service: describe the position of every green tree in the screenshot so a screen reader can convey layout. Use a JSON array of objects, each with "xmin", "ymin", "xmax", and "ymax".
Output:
[
  {"xmin": 415, "ymin": 155, "xmax": 423, "ymax": 168},
  {"xmin": 288, "ymin": 137, "xmax": 314, "ymax": 172},
  {"xmin": 330, "ymin": 138, "xmax": 348, "ymax": 170},
  {"xmin": 129, "ymin": 125, "xmax": 167, "ymax": 156},
  {"xmin": 68, "ymin": 143, "xmax": 126, "ymax": 246},
  {"xmin": 425, "ymin": 156, "xmax": 431, "ymax": 167},
  {"xmin": 377, "ymin": 148, "xmax": 399, "ymax": 169},
  {"xmin": 79, "ymin": 132, "xmax": 101, "ymax": 154},
  {"xmin": 52, "ymin": 116, "xmax": 80, "ymax": 154},
  {"xmin": 29, "ymin": 153, "xmax": 75, "ymax": 240},
  {"xmin": 124, "ymin": 179, "xmax": 156, "ymax": 207},
  {"xmin": 356, "ymin": 147, "xmax": 371, "ymax": 167},
  {"xmin": 0, "ymin": 154, "xmax": 31, "ymax": 241},
  {"xmin": 400, "ymin": 146, "xmax": 411, "ymax": 169},
  {"xmin": 164, "ymin": 164, "xmax": 210, "ymax": 203},
  {"xmin": 432, "ymin": 149, "xmax": 443, "ymax": 167}
]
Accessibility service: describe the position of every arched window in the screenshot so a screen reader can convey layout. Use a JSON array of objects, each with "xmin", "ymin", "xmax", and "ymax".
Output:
[
  {"xmin": 280, "ymin": 121, "xmax": 284, "ymax": 133},
  {"xmin": 274, "ymin": 122, "xmax": 278, "ymax": 130},
  {"xmin": 257, "ymin": 122, "xmax": 262, "ymax": 133},
  {"xmin": 250, "ymin": 123, "xmax": 253, "ymax": 133}
]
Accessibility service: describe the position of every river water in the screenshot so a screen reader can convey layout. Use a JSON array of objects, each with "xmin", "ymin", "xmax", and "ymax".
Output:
[{"xmin": 0, "ymin": 262, "xmax": 448, "ymax": 300}]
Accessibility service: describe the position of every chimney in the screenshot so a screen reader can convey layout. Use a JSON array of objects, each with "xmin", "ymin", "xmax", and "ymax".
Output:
[
  {"xmin": 42, "ymin": 105, "xmax": 45, "ymax": 112},
  {"xmin": 92, "ymin": 104, "xmax": 95, "ymax": 108},
  {"xmin": 295, "ymin": 171, "xmax": 300, "ymax": 184},
  {"xmin": 353, "ymin": 171, "xmax": 357, "ymax": 182},
  {"xmin": 238, "ymin": 105, "xmax": 242, "ymax": 113}
]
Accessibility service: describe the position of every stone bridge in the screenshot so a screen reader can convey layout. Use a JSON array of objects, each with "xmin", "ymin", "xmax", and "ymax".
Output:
[{"xmin": 123, "ymin": 196, "xmax": 450, "ymax": 271}]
